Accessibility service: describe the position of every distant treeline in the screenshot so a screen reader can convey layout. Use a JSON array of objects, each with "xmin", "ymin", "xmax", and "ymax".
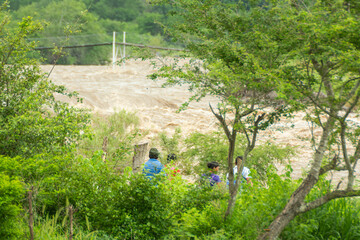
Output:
[{"xmin": 8, "ymin": 0, "xmax": 179, "ymax": 64}]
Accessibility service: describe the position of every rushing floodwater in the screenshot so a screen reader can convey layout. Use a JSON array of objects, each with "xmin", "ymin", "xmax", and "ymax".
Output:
[{"xmin": 41, "ymin": 59, "xmax": 360, "ymax": 187}]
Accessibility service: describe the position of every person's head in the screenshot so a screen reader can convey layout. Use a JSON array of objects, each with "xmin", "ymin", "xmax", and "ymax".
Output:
[
  {"xmin": 235, "ymin": 156, "xmax": 243, "ymax": 165},
  {"xmin": 149, "ymin": 148, "xmax": 160, "ymax": 159},
  {"xmin": 167, "ymin": 153, "xmax": 177, "ymax": 163},
  {"xmin": 207, "ymin": 161, "xmax": 220, "ymax": 171}
]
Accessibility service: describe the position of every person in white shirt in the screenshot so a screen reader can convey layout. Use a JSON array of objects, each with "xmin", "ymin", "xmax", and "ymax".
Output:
[{"xmin": 226, "ymin": 156, "xmax": 253, "ymax": 186}]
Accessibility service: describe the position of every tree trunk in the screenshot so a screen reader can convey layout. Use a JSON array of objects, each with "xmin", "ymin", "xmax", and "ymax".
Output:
[
  {"xmin": 258, "ymin": 116, "xmax": 335, "ymax": 240},
  {"xmin": 258, "ymin": 174, "xmax": 318, "ymax": 240},
  {"xmin": 133, "ymin": 142, "xmax": 148, "ymax": 173},
  {"xmin": 225, "ymin": 133, "xmax": 237, "ymax": 219}
]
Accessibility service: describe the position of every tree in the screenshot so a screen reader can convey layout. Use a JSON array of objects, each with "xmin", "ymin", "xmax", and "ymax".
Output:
[
  {"xmin": 150, "ymin": 0, "xmax": 294, "ymax": 220},
  {"xmin": 12, "ymin": 0, "xmax": 110, "ymax": 64},
  {"xmin": 257, "ymin": 1, "xmax": 360, "ymax": 239},
  {"xmin": 0, "ymin": 1, "xmax": 90, "ymax": 158},
  {"xmin": 151, "ymin": 0, "xmax": 360, "ymax": 239},
  {"xmin": 83, "ymin": 0, "xmax": 146, "ymax": 22}
]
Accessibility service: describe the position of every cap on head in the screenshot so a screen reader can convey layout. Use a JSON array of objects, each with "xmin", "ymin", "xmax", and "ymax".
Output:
[{"xmin": 149, "ymin": 148, "xmax": 160, "ymax": 159}]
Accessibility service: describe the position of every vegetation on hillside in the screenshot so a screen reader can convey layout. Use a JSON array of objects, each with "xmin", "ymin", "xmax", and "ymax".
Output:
[
  {"xmin": 1, "ymin": 0, "xmax": 360, "ymax": 239},
  {"xmin": 8, "ymin": 0, "xmax": 181, "ymax": 64}
]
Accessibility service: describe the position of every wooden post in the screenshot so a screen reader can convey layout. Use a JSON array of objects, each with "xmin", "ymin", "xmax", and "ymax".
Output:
[
  {"xmin": 123, "ymin": 32, "xmax": 126, "ymax": 67},
  {"xmin": 28, "ymin": 186, "xmax": 34, "ymax": 240},
  {"xmin": 69, "ymin": 205, "xmax": 73, "ymax": 240},
  {"xmin": 102, "ymin": 136, "xmax": 108, "ymax": 162},
  {"xmin": 133, "ymin": 142, "xmax": 148, "ymax": 173},
  {"xmin": 112, "ymin": 31, "xmax": 116, "ymax": 70}
]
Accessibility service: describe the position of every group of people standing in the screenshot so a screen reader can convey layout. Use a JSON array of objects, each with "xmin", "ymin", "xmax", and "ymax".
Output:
[
  {"xmin": 205, "ymin": 156, "xmax": 252, "ymax": 187},
  {"xmin": 142, "ymin": 148, "xmax": 180, "ymax": 180},
  {"xmin": 142, "ymin": 147, "xmax": 252, "ymax": 187}
]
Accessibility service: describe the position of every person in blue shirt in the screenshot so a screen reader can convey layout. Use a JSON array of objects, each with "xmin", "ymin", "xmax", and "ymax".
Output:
[{"xmin": 143, "ymin": 148, "xmax": 164, "ymax": 180}]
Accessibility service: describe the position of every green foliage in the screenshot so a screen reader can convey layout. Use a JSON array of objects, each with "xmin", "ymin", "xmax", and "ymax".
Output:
[
  {"xmin": 29, "ymin": 151, "xmax": 230, "ymax": 239},
  {"xmin": 182, "ymin": 131, "xmax": 230, "ymax": 175},
  {"xmin": 158, "ymin": 127, "xmax": 182, "ymax": 157},
  {"xmin": 0, "ymin": 3, "xmax": 91, "ymax": 158},
  {"xmin": 2, "ymin": 149, "xmax": 360, "ymax": 240},
  {"xmin": 169, "ymin": 165, "xmax": 299, "ymax": 239},
  {"xmin": 182, "ymin": 130, "xmax": 294, "ymax": 179},
  {"xmin": 84, "ymin": 0, "xmax": 146, "ymax": 22},
  {"xmin": 249, "ymin": 142, "xmax": 295, "ymax": 181},
  {"xmin": 0, "ymin": 153, "xmax": 80, "ymax": 215},
  {"xmin": 77, "ymin": 110, "xmax": 141, "ymax": 170},
  {"xmin": 33, "ymin": 207, "xmax": 115, "ymax": 240},
  {"xmin": 137, "ymin": 12, "xmax": 164, "ymax": 35},
  {"xmin": 13, "ymin": 0, "xmax": 111, "ymax": 64},
  {"xmin": 226, "ymin": 166, "xmax": 298, "ymax": 239},
  {"xmin": 172, "ymin": 203, "xmax": 227, "ymax": 238},
  {"xmin": 8, "ymin": 0, "xmax": 182, "ymax": 64},
  {"xmin": 282, "ymin": 178, "xmax": 360, "ymax": 240},
  {"xmin": 58, "ymin": 155, "xmax": 203, "ymax": 239},
  {"xmin": 0, "ymin": 172, "xmax": 25, "ymax": 239}
]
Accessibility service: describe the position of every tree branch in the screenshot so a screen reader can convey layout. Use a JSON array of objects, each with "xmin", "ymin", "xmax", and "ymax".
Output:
[
  {"xmin": 352, "ymin": 138, "xmax": 360, "ymax": 170},
  {"xmin": 209, "ymin": 103, "xmax": 232, "ymax": 140},
  {"xmin": 341, "ymin": 79, "xmax": 360, "ymax": 108},
  {"xmin": 342, "ymin": 92, "xmax": 360, "ymax": 120},
  {"xmin": 319, "ymin": 155, "xmax": 338, "ymax": 176},
  {"xmin": 298, "ymin": 189, "xmax": 360, "ymax": 214},
  {"xmin": 250, "ymin": 113, "xmax": 265, "ymax": 151},
  {"xmin": 340, "ymin": 122, "xmax": 352, "ymax": 173}
]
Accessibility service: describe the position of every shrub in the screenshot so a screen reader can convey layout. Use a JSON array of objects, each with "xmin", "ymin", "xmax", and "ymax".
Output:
[
  {"xmin": 0, "ymin": 2, "xmax": 91, "ymax": 158},
  {"xmin": 158, "ymin": 127, "xmax": 182, "ymax": 157},
  {"xmin": 168, "ymin": 165, "xmax": 298, "ymax": 240},
  {"xmin": 77, "ymin": 110, "xmax": 141, "ymax": 170},
  {"xmin": 182, "ymin": 130, "xmax": 294, "ymax": 180},
  {"xmin": 0, "ymin": 173, "xmax": 25, "ymax": 239}
]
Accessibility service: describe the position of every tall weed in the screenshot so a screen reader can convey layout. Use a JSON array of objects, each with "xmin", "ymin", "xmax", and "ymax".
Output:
[
  {"xmin": 77, "ymin": 110, "xmax": 142, "ymax": 170},
  {"xmin": 158, "ymin": 127, "xmax": 182, "ymax": 158},
  {"xmin": 33, "ymin": 210, "xmax": 101, "ymax": 240}
]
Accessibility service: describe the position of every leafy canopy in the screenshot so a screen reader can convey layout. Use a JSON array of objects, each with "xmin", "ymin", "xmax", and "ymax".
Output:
[{"xmin": 0, "ymin": 1, "xmax": 90, "ymax": 157}]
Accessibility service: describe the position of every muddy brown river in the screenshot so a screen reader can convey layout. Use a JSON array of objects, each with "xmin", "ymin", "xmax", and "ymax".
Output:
[{"xmin": 41, "ymin": 59, "xmax": 360, "ymax": 187}]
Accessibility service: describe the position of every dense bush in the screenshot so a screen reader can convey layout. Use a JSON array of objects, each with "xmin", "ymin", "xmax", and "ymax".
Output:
[
  {"xmin": 59, "ymin": 155, "xmax": 227, "ymax": 239},
  {"xmin": 77, "ymin": 110, "xmax": 141, "ymax": 169},
  {"xmin": 2, "ymin": 141, "xmax": 360, "ymax": 239},
  {"xmin": 169, "ymin": 165, "xmax": 299, "ymax": 239},
  {"xmin": 0, "ymin": 2, "xmax": 91, "ymax": 158},
  {"xmin": 181, "ymin": 130, "xmax": 294, "ymax": 180},
  {"xmin": 0, "ymin": 166, "xmax": 25, "ymax": 239}
]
